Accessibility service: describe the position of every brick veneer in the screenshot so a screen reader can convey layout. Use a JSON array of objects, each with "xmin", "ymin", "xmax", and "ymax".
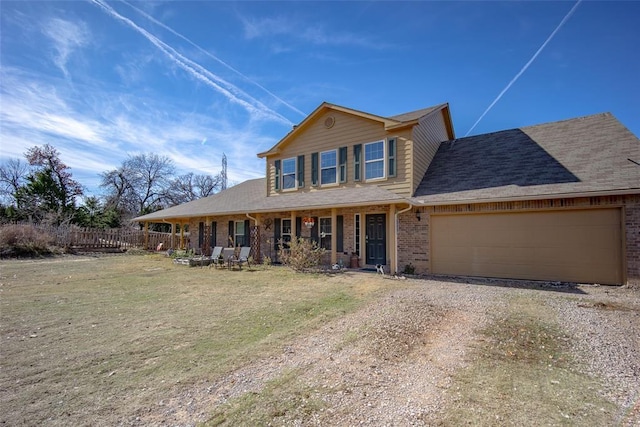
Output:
[{"xmin": 398, "ymin": 194, "xmax": 640, "ymax": 286}]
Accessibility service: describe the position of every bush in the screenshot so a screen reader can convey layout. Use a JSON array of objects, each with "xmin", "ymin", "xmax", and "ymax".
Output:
[
  {"xmin": 0, "ymin": 224, "xmax": 56, "ymax": 257},
  {"xmin": 403, "ymin": 263, "xmax": 416, "ymax": 275},
  {"xmin": 278, "ymin": 237, "xmax": 325, "ymax": 272}
]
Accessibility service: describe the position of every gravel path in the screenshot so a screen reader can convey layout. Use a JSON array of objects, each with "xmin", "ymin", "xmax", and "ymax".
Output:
[{"xmin": 131, "ymin": 275, "xmax": 640, "ymax": 426}]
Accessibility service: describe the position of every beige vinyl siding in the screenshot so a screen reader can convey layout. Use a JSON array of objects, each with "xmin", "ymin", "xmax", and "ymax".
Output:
[
  {"xmin": 412, "ymin": 111, "xmax": 449, "ymax": 194},
  {"xmin": 266, "ymin": 111, "xmax": 414, "ymax": 197}
]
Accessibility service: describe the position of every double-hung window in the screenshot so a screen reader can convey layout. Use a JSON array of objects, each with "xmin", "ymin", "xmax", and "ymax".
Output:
[
  {"xmin": 319, "ymin": 217, "xmax": 332, "ymax": 250},
  {"xmin": 281, "ymin": 218, "xmax": 292, "ymax": 248},
  {"xmin": 282, "ymin": 158, "xmax": 296, "ymax": 190},
  {"xmin": 364, "ymin": 140, "xmax": 385, "ymax": 180},
  {"xmin": 234, "ymin": 221, "xmax": 245, "ymax": 246},
  {"xmin": 320, "ymin": 150, "xmax": 337, "ymax": 185}
]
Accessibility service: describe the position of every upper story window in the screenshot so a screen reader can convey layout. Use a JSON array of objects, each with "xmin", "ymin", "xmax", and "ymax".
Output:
[
  {"xmin": 282, "ymin": 158, "xmax": 296, "ymax": 190},
  {"xmin": 274, "ymin": 155, "xmax": 304, "ymax": 192},
  {"xmin": 320, "ymin": 150, "xmax": 337, "ymax": 185},
  {"xmin": 365, "ymin": 140, "xmax": 385, "ymax": 180}
]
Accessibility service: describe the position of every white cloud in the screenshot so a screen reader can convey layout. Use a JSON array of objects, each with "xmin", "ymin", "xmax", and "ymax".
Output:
[
  {"xmin": 240, "ymin": 15, "xmax": 390, "ymax": 50},
  {"xmin": 41, "ymin": 17, "xmax": 90, "ymax": 77}
]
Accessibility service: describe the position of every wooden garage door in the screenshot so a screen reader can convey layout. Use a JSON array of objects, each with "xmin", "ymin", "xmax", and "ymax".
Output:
[{"xmin": 431, "ymin": 209, "xmax": 623, "ymax": 284}]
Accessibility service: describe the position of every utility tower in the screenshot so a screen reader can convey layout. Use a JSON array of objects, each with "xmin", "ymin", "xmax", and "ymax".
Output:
[{"xmin": 221, "ymin": 153, "xmax": 228, "ymax": 190}]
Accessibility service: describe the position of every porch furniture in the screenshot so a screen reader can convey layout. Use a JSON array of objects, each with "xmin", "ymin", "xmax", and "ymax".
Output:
[
  {"xmin": 229, "ymin": 246, "xmax": 251, "ymax": 270},
  {"xmin": 209, "ymin": 246, "xmax": 223, "ymax": 269},
  {"xmin": 221, "ymin": 248, "xmax": 235, "ymax": 269}
]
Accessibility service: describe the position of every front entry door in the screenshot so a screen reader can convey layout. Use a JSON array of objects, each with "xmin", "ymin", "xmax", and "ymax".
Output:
[{"xmin": 365, "ymin": 214, "xmax": 386, "ymax": 265}]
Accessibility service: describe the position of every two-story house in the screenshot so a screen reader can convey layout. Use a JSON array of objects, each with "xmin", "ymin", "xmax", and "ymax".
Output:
[{"xmin": 133, "ymin": 102, "xmax": 640, "ymax": 286}]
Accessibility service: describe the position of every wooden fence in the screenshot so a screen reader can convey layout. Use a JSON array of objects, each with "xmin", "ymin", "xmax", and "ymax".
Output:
[{"xmin": 5, "ymin": 224, "xmax": 184, "ymax": 251}]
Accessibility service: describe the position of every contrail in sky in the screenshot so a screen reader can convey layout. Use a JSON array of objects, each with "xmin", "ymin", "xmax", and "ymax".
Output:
[
  {"xmin": 464, "ymin": 0, "xmax": 582, "ymax": 137},
  {"xmin": 120, "ymin": 0, "xmax": 307, "ymax": 118},
  {"xmin": 90, "ymin": 0, "xmax": 294, "ymax": 126}
]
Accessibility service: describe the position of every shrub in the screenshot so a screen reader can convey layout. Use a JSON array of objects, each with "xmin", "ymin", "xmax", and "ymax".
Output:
[
  {"xmin": 0, "ymin": 224, "xmax": 56, "ymax": 257},
  {"xmin": 403, "ymin": 263, "xmax": 416, "ymax": 275},
  {"xmin": 278, "ymin": 237, "xmax": 325, "ymax": 272}
]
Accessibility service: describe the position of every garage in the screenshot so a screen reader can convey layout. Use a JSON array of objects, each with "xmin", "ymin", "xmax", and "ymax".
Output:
[{"xmin": 430, "ymin": 208, "xmax": 623, "ymax": 284}]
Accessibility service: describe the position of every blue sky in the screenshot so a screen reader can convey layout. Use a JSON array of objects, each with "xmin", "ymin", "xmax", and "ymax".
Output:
[{"xmin": 1, "ymin": 1, "xmax": 639, "ymax": 198}]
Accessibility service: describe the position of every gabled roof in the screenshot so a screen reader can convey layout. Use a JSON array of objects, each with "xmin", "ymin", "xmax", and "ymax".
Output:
[
  {"xmin": 412, "ymin": 112, "xmax": 640, "ymax": 205},
  {"xmin": 133, "ymin": 178, "xmax": 409, "ymax": 222},
  {"xmin": 257, "ymin": 101, "xmax": 451, "ymax": 158}
]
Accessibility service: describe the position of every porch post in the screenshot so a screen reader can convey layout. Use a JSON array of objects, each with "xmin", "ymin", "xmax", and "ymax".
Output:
[
  {"xmin": 144, "ymin": 221, "xmax": 149, "ymax": 250},
  {"xmin": 331, "ymin": 208, "xmax": 337, "ymax": 265},
  {"xmin": 180, "ymin": 222, "xmax": 185, "ymax": 249},
  {"xmin": 290, "ymin": 211, "xmax": 297, "ymax": 239},
  {"xmin": 171, "ymin": 222, "xmax": 176, "ymax": 249},
  {"xmin": 389, "ymin": 204, "xmax": 397, "ymax": 274}
]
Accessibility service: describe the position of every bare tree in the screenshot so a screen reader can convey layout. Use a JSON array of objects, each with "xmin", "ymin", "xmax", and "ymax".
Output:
[
  {"xmin": 101, "ymin": 153, "xmax": 175, "ymax": 217},
  {"xmin": 0, "ymin": 158, "xmax": 29, "ymax": 204},
  {"xmin": 164, "ymin": 172, "xmax": 222, "ymax": 205}
]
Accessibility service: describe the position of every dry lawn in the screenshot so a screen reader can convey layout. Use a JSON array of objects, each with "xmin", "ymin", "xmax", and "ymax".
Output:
[{"xmin": 1, "ymin": 254, "xmax": 638, "ymax": 426}]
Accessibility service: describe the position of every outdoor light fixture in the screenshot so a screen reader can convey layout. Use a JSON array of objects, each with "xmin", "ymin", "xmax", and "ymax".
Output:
[{"xmin": 415, "ymin": 209, "xmax": 421, "ymax": 221}]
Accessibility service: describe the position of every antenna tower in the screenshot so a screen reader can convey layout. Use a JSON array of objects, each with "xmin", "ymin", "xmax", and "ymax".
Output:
[{"xmin": 221, "ymin": 153, "xmax": 228, "ymax": 190}]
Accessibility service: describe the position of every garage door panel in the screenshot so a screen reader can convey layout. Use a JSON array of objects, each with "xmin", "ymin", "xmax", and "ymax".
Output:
[{"xmin": 431, "ymin": 209, "xmax": 623, "ymax": 284}]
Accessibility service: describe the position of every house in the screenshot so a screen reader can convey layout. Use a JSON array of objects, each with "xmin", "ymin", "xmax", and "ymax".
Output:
[{"xmin": 133, "ymin": 102, "xmax": 640, "ymax": 286}]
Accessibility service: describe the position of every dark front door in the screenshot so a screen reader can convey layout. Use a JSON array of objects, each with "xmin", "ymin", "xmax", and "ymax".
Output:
[{"xmin": 365, "ymin": 214, "xmax": 386, "ymax": 265}]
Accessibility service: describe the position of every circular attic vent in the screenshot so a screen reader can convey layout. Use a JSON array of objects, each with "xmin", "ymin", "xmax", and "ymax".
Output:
[{"xmin": 324, "ymin": 116, "xmax": 335, "ymax": 129}]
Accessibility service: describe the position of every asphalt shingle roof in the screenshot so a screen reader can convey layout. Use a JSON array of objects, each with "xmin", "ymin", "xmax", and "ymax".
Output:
[
  {"xmin": 133, "ymin": 179, "xmax": 408, "ymax": 221},
  {"xmin": 412, "ymin": 112, "xmax": 640, "ymax": 204}
]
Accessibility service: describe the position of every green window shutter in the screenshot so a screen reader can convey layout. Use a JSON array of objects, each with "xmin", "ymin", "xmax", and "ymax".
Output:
[
  {"xmin": 336, "ymin": 215, "xmax": 344, "ymax": 252},
  {"xmin": 274, "ymin": 159, "xmax": 281, "ymax": 191},
  {"xmin": 228, "ymin": 221, "xmax": 234, "ymax": 247},
  {"xmin": 388, "ymin": 138, "xmax": 397, "ymax": 178},
  {"xmin": 198, "ymin": 222, "xmax": 204, "ymax": 248},
  {"xmin": 274, "ymin": 218, "xmax": 282, "ymax": 252},
  {"xmin": 353, "ymin": 144, "xmax": 362, "ymax": 181},
  {"xmin": 311, "ymin": 152, "xmax": 319, "ymax": 186},
  {"xmin": 211, "ymin": 221, "xmax": 217, "ymax": 247},
  {"xmin": 244, "ymin": 219, "xmax": 250, "ymax": 247},
  {"xmin": 339, "ymin": 146, "xmax": 347, "ymax": 183},
  {"xmin": 296, "ymin": 216, "xmax": 302, "ymax": 238},
  {"xmin": 297, "ymin": 155, "xmax": 305, "ymax": 188}
]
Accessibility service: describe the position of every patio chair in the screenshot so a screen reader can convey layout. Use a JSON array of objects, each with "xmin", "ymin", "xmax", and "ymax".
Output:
[
  {"xmin": 230, "ymin": 246, "xmax": 251, "ymax": 270},
  {"xmin": 221, "ymin": 247, "xmax": 236, "ymax": 269},
  {"xmin": 208, "ymin": 246, "xmax": 223, "ymax": 269}
]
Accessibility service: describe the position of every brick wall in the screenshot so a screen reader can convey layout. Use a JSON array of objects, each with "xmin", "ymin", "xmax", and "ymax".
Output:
[{"xmin": 398, "ymin": 194, "xmax": 640, "ymax": 285}]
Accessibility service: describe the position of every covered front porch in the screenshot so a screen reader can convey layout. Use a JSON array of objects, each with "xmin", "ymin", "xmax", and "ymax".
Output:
[{"xmin": 140, "ymin": 203, "xmax": 412, "ymax": 273}]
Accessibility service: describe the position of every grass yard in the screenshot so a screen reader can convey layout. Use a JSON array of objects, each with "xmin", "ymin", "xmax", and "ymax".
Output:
[{"xmin": 0, "ymin": 254, "xmax": 390, "ymax": 426}]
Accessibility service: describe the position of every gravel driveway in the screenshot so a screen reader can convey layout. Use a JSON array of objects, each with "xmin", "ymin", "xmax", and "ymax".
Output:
[{"xmin": 133, "ymin": 275, "xmax": 640, "ymax": 426}]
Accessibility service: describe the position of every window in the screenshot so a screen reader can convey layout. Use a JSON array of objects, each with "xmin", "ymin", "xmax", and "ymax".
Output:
[
  {"xmin": 320, "ymin": 150, "xmax": 337, "ymax": 185},
  {"xmin": 319, "ymin": 217, "xmax": 332, "ymax": 250},
  {"xmin": 282, "ymin": 158, "xmax": 296, "ymax": 190},
  {"xmin": 365, "ymin": 140, "xmax": 385, "ymax": 180},
  {"xmin": 281, "ymin": 219, "xmax": 292, "ymax": 247},
  {"xmin": 234, "ymin": 221, "xmax": 245, "ymax": 246}
]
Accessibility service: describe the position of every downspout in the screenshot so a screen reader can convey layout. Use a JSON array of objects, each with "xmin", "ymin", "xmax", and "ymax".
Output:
[
  {"xmin": 246, "ymin": 213, "xmax": 258, "ymax": 224},
  {"xmin": 394, "ymin": 204, "xmax": 413, "ymax": 275}
]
